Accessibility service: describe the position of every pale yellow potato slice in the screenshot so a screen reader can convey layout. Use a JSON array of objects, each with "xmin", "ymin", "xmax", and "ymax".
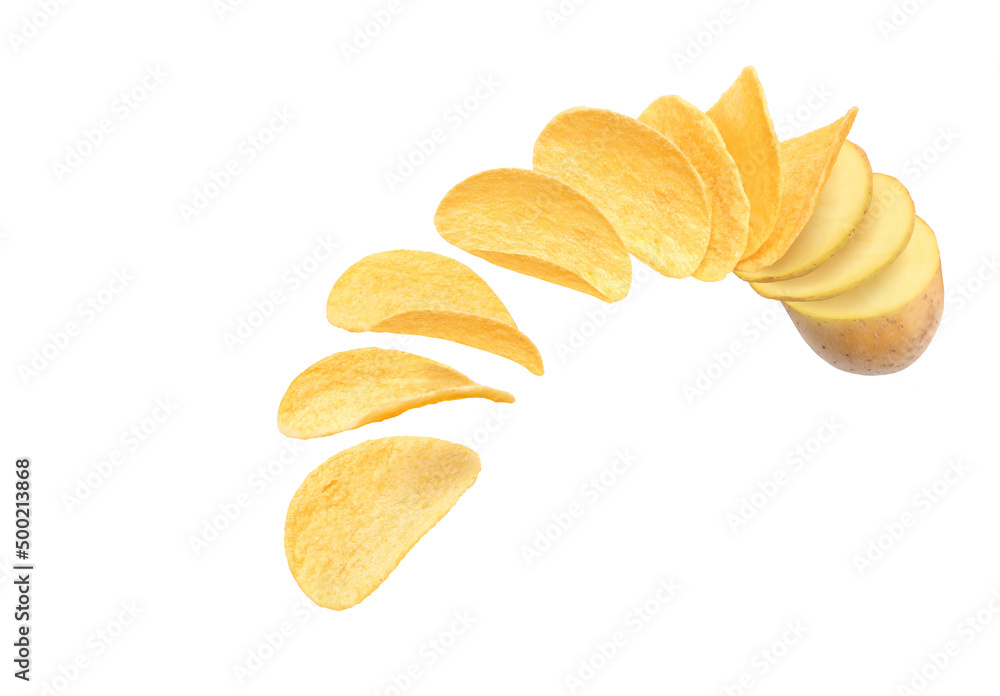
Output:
[
  {"xmin": 434, "ymin": 169, "xmax": 631, "ymax": 302},
  {"xmin": 785, "ymin": 217, "xmax": 942, "ymax": 375},
  {"xmin": 737, "ymin": 142, "xmax": 872, "ymax": 282},
  {"xmin": 706, "ymin": 67, "xmax": 783, "ymax": 260},
  {"xmin": 532, "ymin": 107, "xmax": 711, "ymax": 278},
  {"xmin": 285, "ymin": 437, "xmax": 480, "ymax": 609},
  {"xmin": 639, "ymin": 95, "xmax": 751, "ymax": 281},
  {"xmin": 751, "ymin": 174, "xmax": 914, "ymax": 301},
  {"xmin": 277, "ymin": 348, "xmax": 513, "ymax": 439},
  {"xmin": 736, "ymin": 107, "xmax": 859, "ymax": 272},
  {"xmin": 327, "ymin": 250, "xmax": 543, "ymax": 375}
]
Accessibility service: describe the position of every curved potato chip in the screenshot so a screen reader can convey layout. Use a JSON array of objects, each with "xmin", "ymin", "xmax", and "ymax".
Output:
[
  {"xmin": 706, "ymin": 67, "xmax": 783, "ymax": 260},
  {"xmin": 277, "ymin": 348, "xmax": 513, "ymax": 439},
  {"xmin": 327, "ymin": 250, "xmax": 543, "ymax": 375},
  {"xmin": 285, "ymin": 436, "xmax": 480, "ymax": 610},
  {"xmin": 434, "ymin": 169, "xmax": 631, "ymax": 302},
  {"xmin": 532, "ymin": 107, "xmax": 711, "ymax": 279},
  {"xmin": 639, "ymin": 95, "xmax": 751, "ymax": 281},
  {"xmin": 736, "ymin": 107, "xmax": 858, "ymax": 273}
]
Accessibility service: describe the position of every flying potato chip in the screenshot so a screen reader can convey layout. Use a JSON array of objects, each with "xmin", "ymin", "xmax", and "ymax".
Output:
[
  {"xmin": 327, "ymin": 250, "xmax": 543, "ymax": 375},
  {"xmin": 277, "ymin": 348, "xmax": 513, "ymax": 439},
  {"xmin": 434, "ymin": 169, "xmax": 631, "ymax": 302},
  {"xmin": 736, "ymin": 108, "xmax": 858, "ymax": 273},
  {"xmin": 639, "ymin": 95, "xmax": 751, "ymax": 281},
  {"xmin": 285, "ymin": 436, "xmax": 480, "ymax": 610},
  {"xmin": 706, "ymin": 67, "xmax": 783, "ymax": 260},
  {"xmin": 532, "ymin": 107, "xmax": 711, "ymax": 278}
]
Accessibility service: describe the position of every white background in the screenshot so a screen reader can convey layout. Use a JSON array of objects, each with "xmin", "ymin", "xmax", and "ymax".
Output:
[{"xmin": 2, "ymin": 0, "xmax": 999, "ymax": 694}]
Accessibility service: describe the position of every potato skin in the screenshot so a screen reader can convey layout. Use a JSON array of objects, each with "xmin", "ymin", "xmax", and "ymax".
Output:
[{"xmin": 784, "ymin": 264, "xmax": 943, "ymax": 375}]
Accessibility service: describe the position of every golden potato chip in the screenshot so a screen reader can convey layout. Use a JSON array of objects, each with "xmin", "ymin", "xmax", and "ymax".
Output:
[
  {"xmin": 639, "ymin": 95, "xmax": 751, "ymax": 281},
  {"xmin": 277, "ymin": 348, "xmax": 513, "ymax": 439},
  {"xmin": 736, "ymin": 107, "xmax": 858, "ymax": 273},
  {"xmin": 285, "ymin": 436, "xmax": 480, "ymax": 609},
  {"xmin": 327, "ymin": 250, "xmax": 543, "ymax": 375},
  {"xmin": 532, "ymin": 107, "xmax": 711, "ymax": 278},
  {"xmin": 706, "ymin": 67, "xmax": 783, "ymax": 260},
  {"xmin": 434, "ymin": 169, "xmax": 631, "ymax": 302}
]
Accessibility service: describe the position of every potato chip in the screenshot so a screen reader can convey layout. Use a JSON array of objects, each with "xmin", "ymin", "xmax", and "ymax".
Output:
[
  {"xmin": 277, "ymin": 348, "xmax": 513, "ymax": 439},
  {"xmin": 434, "ymin": 169, "xmax": 632, "ymax": 302},
  {"xmin": 532, "ymin": 107, "xmax": 711, "ymax": 278},
  {"xmin": 639, "ymin": 95, "xmax": 751, "ymax": 281},
  {"xmin": 706, "ymin": 67, "xmax": 783, "ymax": 260},
  {"xmin": 327, "ymin": 250, "xmax": 543, "ymax": 375},
  {"xmin": 285, "ymin": 436, "xmax": 480, "ymax": 610},
  {"xmin": 736, "ymin": 107, "xmax": 858, "ymax": 272}
]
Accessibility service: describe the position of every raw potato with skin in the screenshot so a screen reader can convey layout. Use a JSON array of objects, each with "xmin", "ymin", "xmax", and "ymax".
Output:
[
  {"xmin": 277, "ymin": 348, "xmax": 513, "ymax": 439},
  {"xmin": 327, "ymin": 250, "xmax": 543, "ymax": 375},
  {"xmin": 706, "ymin": 66, "xmax": 783, "ymax": 260},
  {"xmin": 639, "ymin": 95, "xmax": 751, "ymax": 281},
  {"xmin": 434, "ymin": 168, "xmax": 632, "ymax": 302},
  {"xmin": 785, "ymin": 217, "xmax": 943, "ymax": 375},
  {"xmin": 736, "ymin": 107, "xmax": 859, "ymax": 273},
  {"xmin": 533, "ymin": 107, "xmax": 711, "ymax": 279},
  {"xmin": 285, "ymin": 437, "xmax": 480, "ymax": 610}
]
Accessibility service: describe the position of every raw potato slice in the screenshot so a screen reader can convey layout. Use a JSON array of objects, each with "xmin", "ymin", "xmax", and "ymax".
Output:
[
  {"xmin": 751, "ymin": 175, "xmax": 914, "ymax": 301},
  {"xmin": 327, "ymin": 250, "xmax": 543, "ymax": 375},
  {"xmin": 737, "ymin": 142, "xmax": 872, "ymax": 282},
  {"xmin": 706, "ymin": 67, "xmax": 783, "ymax": 260},
  {"xmin": 434, "ymin": 169, "xmax": 631, "ymax": 302},
  {"xmin": 785, "ymin": 217, "xmax": 942, "ymax": 375},
  {"xmin": 737, "ymin": 107, "xmax": 859, "ymax": 272},
  {"xmin": 285, "ymin": 437, "xmax": 480, "ymax": 610},
  {"xmin": 638, "ymin": 95, "xmax": 751, "ymax": 281},
  {"xmin": 277, "ymin": 348, "xmax": 513, "ymax": 439},
  {"xmin": 532, "ymin": 107, "xmax": 711, "ymax": 278}
]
